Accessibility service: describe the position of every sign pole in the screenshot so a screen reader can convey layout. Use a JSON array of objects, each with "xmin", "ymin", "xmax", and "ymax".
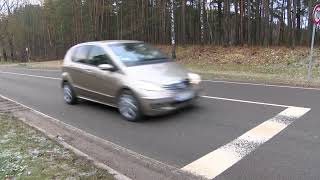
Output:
[{"xmin": 308, "ymin": 24, "xmax": 316, "ymax": 81}]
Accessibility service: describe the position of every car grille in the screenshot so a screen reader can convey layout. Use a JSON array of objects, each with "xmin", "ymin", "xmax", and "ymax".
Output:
[{"xmin": 163, "ymin": 79, "xmax": 190, "ymax": 91}]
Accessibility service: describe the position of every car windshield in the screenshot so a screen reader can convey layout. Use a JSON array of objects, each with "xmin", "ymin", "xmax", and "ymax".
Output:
[{"xmin": 108, "ymin": 43, "xmax": 169, "ymax": 66}]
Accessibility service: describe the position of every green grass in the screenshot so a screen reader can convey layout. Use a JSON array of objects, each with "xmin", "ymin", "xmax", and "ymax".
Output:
[{"xmin": 0, "ymin": 114, "xmax": 114, "ymax": 180}]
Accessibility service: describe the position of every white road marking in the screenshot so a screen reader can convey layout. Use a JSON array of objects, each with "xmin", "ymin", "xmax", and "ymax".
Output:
[
  {"xmin": 0, "ymin": 71, "xmax": 60, "ymax": 80},
  {"xmin": 201, "ymin": 95, "xmax": 293, "ymax": 108},
  {"xmin": 0, "ymin": 67, "xmax": 61, "ymax": 72},
  {"xmin": 0, "ymin": 70, "xmax": 307, "ymax": 108},
  {"xmin": 203, "ymin": 80, "xmax": 320, "ymax": 91},
  {"xmin": 181, "ymin": 106, "xmax": 311, "ymax": 179}
]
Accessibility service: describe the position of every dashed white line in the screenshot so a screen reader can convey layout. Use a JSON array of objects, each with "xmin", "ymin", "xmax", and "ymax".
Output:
[
  {"xmin": 181, "ymin": 106, "xmax": 311, "ymax": 179},
  {"xmin": 203, "ymin": 80, "xmax": 320, "ymax": 91},
  {"xmin": 0, "ymin": 71, "xmax": 60, "ymax": 80}
]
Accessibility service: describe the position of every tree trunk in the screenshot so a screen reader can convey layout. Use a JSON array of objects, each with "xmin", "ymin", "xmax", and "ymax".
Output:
[
  {"xmin": 200, "ymin": 0, "xmax": 204, "ymax": 44},
  {"xmin": 3, "ymin": 49, "xmax": 7, "ymax": 62},
  {"xmin": 240, "ymin": 0, "xmax": 244, "ymax": 45},
  {"xmin": 170, "ymin": 0, "xmax": 176, "ymax": 59},
  {"xmin": 223, "ymin": 0, "xmax": 230, "ymax": 46},
  {"xmin": 263, "ymin": 0, "xmax": 269, "ymax": 46},
  {"xmin": 235, "ymin": 0, "xmax": 239, "ymax": 44},
  {"xmin": 308, "ymin": 0, "xmax": 314, "ymax": 45},
  {"xmin": 218, "ymin": 0, "xmax": 223, "ymax": 45},
  {"xmin": 255, "ymin": 0, "xmax": 261, "ymax": 45},
  {"xmin": 296, "ymin": 0, "xmax": 301, "ymax": 44},
  {"xmin": 181, "ymin": 0, "xmax": 186, "ymax": 45},
  {"xmin": 279, "ymin": 0, "xmax": 285, "ymax": 45},
  {"xmin": 292, "ymin": 0, "xmax": 297, "ymax": 48},
  {"xmin": 247, "ymin": 0, "xmax": 251, "ymax": 45},
  {"xmin": 287, "ymin": 0, "xmax": 292, "ymax": 47},
  {"xmin": 269, "ymin": 0, "xmax": 274, "ymax": 45}
]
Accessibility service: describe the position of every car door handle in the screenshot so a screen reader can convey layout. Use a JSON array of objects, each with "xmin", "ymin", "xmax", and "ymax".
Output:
[{"xmin": 84, "ymin": 69, "xmax": 93, "ymax": 73}]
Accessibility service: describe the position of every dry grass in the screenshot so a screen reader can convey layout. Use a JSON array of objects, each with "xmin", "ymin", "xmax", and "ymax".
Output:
[
  {"xmin": 156, "ymin": 45, "xmax": 320, "ymax": 87},
  {"xmin": 156, "ymin": 45, "xmax": 314, "ymax": 66},
  {"xmin": 18, "ymin": 60, "xmax": 63, "ymax": 69},
  {"xmin": 2, "ymin": 46, "xmax": 320, "ymax": 86},
  {"xmin": 0, "ymin": 60, "xmax": 62, "ymax": 70}
]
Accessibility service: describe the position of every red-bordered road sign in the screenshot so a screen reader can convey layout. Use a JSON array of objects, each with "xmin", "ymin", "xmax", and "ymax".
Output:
[{"xmin": 313, "ymin": 4, "xmax": 320, "ymax": 24}]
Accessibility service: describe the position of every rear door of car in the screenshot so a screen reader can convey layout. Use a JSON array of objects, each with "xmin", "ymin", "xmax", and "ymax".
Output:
[{"xmin": 67, "ymin": 45, "xmax": 93, "ymax": 97}]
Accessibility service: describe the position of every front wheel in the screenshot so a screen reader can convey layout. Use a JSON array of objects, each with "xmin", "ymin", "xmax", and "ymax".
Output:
[
  {"xmin": 118, "ymin": 90, "xmax": 142, "ymax": 122},
  {"xmin": 63, "ymin": 83, "xmax": 78, "ymax": 105}
]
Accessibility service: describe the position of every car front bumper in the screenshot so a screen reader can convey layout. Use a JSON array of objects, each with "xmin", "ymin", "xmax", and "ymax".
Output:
[{"xmin": 137, "ymin": 87, "xmax": 201, "ymax": 116}]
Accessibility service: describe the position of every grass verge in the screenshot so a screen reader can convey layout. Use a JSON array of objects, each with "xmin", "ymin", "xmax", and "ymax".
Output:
[
  {"xmin": 186, "ymin": 63, "xmax": 320, "ymax": 87},
  {"xmin": 2, "ymin": 46, "xmax": 320, "ymax": 87},
  {"xmin": 0, "ymin": 114, "xmax": 114, "ymax": 180}
]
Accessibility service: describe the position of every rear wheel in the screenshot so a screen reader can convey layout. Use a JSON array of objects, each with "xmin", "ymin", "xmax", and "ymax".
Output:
[
  {"xmin": 63, "ymin": 82, "xmax": 78, "ymax": 105},
  {"xmin": 118, "ymin": 90, "xmax": 142, "ymax": 122}
]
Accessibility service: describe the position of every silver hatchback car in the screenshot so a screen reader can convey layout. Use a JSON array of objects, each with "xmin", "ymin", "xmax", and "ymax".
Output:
[{"xmin": 62, "ymin": 40, "xmax": 201, "ymax": 121}]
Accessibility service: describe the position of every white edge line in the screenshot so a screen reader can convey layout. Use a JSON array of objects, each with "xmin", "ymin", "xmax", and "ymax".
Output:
[
  {"xmin": 201, "ymin": 95, "xmax": 294, "ymax": 108},
  {"xmin": 181, "ymin": 106, "xmax": 311, "ymax": 179},
  {"xmin": 0, "ymin": 71, "xmax": 60, "ymax": 80},
  {"xmin": 203, "ymin": 80, "xmax": 320, "ymax": 91},
  {"xmin": 12, "ymin": 68, "xmax": 61, "ymax": 72},
  {"xmin": 19, "ymin": 68, "xmax": 61, "ymax": 72},
  {"xmin": 0, "ymin": 70, "xmax": 302, "ymax": 108},
  {"xmin": 0, "ymin": 71, "xmax": 306, "ymax": 108}
]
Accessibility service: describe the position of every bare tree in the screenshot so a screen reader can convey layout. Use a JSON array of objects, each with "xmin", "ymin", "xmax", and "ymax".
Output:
[
  {"xmin": 287, "ymin": 0, "xmax": 293, "ymax": 47},
  {"xmin": 181, "ymin": 0, "xmax": 186, "ymax": 45},
  {"xmin": 200, "ymin": 0, "xmax": 204, "ymax": 44},
  {"xmin": 170, "ymin": 0, "xmax": 176, "ymax": 59}
]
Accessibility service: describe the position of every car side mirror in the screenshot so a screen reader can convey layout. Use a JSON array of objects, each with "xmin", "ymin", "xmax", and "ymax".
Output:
[{"xmin": 98, "ymin": 64, "xmax": 115, "ymax": 71}]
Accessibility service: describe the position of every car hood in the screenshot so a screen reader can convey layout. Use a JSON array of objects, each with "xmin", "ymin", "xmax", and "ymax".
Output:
[{"xmin": 125, "ymin": 62, "xmax": 189, "ymax": 85}]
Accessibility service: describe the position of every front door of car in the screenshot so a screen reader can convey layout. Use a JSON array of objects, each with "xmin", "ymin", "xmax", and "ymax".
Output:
[{"xmin": 83, "ymin": 45, "xmax": 120, "ymax": 105}]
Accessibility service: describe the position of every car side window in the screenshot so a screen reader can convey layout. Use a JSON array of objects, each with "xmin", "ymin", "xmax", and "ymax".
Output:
[
  {"xmin": 87, "ymin": 46, "xmax": 113, "ymax": 66},
  {"xmin": 72, "ymin": 45, "xmax": 91, "ymax": 63}
]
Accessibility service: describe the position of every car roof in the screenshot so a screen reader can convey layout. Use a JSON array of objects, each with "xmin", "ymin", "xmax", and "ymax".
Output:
[{"xmin": 76, "ymin": 40, "xmax": 143, "ymax": 47}]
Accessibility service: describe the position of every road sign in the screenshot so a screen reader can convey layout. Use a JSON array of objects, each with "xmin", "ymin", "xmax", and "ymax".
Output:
[
  {"xmin": 307, "ymin": 4, "xmax": 320, "ymax": 81},
  {"xmin": 313, "ymin": 4, "xmax": 320, "ymax": 24}
]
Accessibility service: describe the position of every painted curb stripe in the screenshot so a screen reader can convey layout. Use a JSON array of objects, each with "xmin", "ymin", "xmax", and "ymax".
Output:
[{"xmin": 182, "ymin": 107, "xmax": 310, "ymax": 179}]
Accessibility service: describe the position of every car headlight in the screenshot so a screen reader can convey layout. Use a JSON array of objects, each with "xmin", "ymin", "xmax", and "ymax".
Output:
[
  {"xmin": 188, "ymin": 73, "xmax": 201, "ymax": 84},
  {"xmin": 136, "ymin": 81, "xmax": 163, "ymax": 91}
]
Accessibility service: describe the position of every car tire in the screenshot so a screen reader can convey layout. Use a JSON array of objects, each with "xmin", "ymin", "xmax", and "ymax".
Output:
[
  {"xmin": 118, "ymin": 90, "xmax": 142, "ymax": 122},
  {"xmin": 63, "ymin": 82, "xmax": 78, "ymax": 105}
]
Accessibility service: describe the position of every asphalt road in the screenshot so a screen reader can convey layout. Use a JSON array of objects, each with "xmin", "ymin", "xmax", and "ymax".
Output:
[{"xmin": 0, "ymin": 67, "xmax": 319, "ymax": 180}]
